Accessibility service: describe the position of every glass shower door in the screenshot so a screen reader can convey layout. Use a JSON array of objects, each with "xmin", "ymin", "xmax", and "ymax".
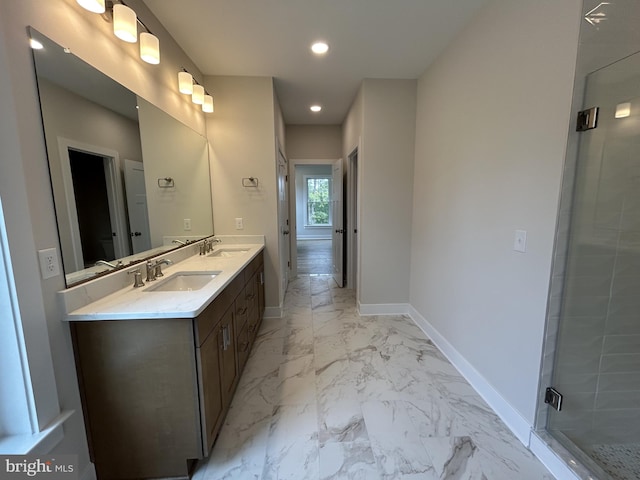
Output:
[{"xmin": 548, "ymin": 50, "xmax": 640, "ymax": 480}]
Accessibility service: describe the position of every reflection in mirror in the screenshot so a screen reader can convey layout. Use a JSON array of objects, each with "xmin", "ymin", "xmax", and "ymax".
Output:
[{"xmin": 29, "ymin": 28, "xmax": 214, "ymax": 287}]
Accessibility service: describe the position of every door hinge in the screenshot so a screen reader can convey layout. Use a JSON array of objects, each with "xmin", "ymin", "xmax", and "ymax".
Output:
[
  {"xmin": 576, "ymin": 107, "xmax": 598, "ymax": 131},
  {"xmin": 544, "ymin": 387, "xmax": 563, "ymax": 411}
]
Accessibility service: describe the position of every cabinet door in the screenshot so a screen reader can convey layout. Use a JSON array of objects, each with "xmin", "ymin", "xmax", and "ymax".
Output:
[
  {"xmin": 218, "ymin": 307, "xmax": 237, "ymax": 406},
  {"xmin": 199, "ymin": 331, "xmax": 223, "ymax": 453}
]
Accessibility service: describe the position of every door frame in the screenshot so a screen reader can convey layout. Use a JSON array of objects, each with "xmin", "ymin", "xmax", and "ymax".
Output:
[
  {"xmin": 347, "ymin": 147, "xmax": 359, "ymax": 291},
  {"xmin": 57, "ymin": 137, "xmax": 129, "ymax": 271},
  {"xmin": 288, "ymin": 158, "xmax": 341, "ymax": 279}
]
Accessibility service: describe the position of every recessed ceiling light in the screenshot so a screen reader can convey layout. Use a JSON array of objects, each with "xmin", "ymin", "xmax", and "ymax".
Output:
[
  {"xmin": 29, "ymin": 38, "xmax": 44, "ymax": 50},
  {"xmin": 311, "ymin": 42, "xmax": 329, "ymax": 55},
  {"xmin": 310, "ymin": 105, "xmax": 322, "ymax": 112}
]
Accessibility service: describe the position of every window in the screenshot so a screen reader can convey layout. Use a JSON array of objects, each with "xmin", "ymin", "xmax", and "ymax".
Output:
[{"xmin": 305, "ymin": 176, "xmax": 331, "ymax": 226}]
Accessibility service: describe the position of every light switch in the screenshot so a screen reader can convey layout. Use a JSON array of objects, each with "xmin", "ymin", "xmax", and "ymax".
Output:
[
  {"xmin": 514, "ymin": 230, "xmax": 527, "ymax": 253},
  {"xmin": 183, "ymin": 218, "xmax": 192, "ymax": 231}
]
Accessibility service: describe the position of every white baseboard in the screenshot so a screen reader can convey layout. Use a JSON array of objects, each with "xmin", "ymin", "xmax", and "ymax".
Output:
[
  {"xmin": 408, "ymin": 306, "xmax": 532, "ymax": 445},
  {"xmin": 263, "ymin": 306, "xmax": 283, "ymax": 318},
  {"xmin": 358, "ymin": 303, "xmax": 410, "ymax": 316},
  {"xmin": 529, "ymin": 431, "xmax": 582, "ymax": 480}
]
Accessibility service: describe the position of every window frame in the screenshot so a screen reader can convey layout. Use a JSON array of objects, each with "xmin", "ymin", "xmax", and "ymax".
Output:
[{"xmin": 303, "ymin": 175, "xmax": 332, "ymax": 227}]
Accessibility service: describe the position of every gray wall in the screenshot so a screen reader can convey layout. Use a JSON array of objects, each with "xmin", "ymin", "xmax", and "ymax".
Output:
[
  {"xmin": 204, "ymin": 75, "xmax": 284, "ymax": 314},
  {"xmin": 286, "ymin": 125, "xmax": 342, "ymax": 159},
  {"xmin": 409, "ymin": 0, "xmax": 582, "ymax": 425}
]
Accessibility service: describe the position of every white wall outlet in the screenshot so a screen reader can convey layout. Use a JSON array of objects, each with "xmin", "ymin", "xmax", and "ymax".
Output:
[
  {"xmin": 38, "ymin": 248, "xmax": 60, "ymax": 279},
  {"xmin": 514, "ymin": 229, "xmax": 527, "ymax": 253},
  {"xmin": 235, "ymin": 217, "xmax": 244, "ymax": 230},
  {"xmin": 183, "ymin": 218, "xmax": 192, "ymax": 231}
]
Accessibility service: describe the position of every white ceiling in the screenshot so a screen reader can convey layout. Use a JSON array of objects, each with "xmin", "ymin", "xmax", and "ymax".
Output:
[{"xmin": 144, "ymin": 0, "xmax": 489, "ymax": 125}]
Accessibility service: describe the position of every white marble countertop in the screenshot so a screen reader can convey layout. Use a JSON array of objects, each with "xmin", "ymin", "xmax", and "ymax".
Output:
[{"xmin": 62, "ymin": 243, "xmax": 264, "ymax": 321}]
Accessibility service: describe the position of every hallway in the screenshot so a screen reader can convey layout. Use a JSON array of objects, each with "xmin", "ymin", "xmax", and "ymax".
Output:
[
  {"xmin": 193, "ymin": 275, "xmax": 553, "ymax": 479},
  {"xmin": 297, "ymin": 239, "xmax": 332, "ymax": 275}
]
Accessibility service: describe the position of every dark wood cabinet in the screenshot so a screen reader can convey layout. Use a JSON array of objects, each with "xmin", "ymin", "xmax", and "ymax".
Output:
[{"xmin": 72, "ymin": 251, "xmax": 264, "ymax": 480}]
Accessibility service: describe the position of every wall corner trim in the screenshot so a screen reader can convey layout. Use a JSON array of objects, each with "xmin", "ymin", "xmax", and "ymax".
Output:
[{"xmin": 408, "ymin": 306, "xmax": 532, "ymax": 445}]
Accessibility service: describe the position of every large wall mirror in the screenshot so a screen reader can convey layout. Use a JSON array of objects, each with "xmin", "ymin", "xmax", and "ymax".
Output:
[{"xmin": 30, "ymin": 28, "xmax": 214, "ymax": 287}]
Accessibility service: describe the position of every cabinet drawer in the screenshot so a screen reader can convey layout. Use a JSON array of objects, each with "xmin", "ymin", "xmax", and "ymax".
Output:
[{"xmin": 233, "ymin": 288, "xmax": 248, "ymax": 334}]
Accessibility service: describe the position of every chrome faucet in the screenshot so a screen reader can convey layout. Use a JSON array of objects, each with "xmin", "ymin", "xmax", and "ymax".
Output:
[
  {"xmin": 127, "ymin": 268, "xmax": 144, "ymax": 288},
  {"xmin": 172, "ymin": 239, "xmax": 187, "ymax": 246},
  {"xmin": 95, "ymin": 259, "xmax": 123, "ymax": 269},
  {"xmin": 145, "ymin": 261, "xmax": 157, "ymax": 282},
  {"xmin": 153, "ymin": 258, "xmax": 173, "ymax": 277}
]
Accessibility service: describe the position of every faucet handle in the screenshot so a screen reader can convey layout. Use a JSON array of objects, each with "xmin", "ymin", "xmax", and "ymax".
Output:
[
  {"xmin": 145, "ymin": 261, "xmax": 157, "ymax": 282},
  {"xmin": 127, "ymin": 268, "xmax": 145, "ymax": 288}
]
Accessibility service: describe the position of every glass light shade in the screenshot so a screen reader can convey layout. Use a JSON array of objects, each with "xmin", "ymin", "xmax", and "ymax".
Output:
[
  {"xmin": 77, "ymin": 0, "xmax": 105, "ymax": 13},
  {"xmin": 140, "ymin": 32, "xmax": 160, "ymax": 64},
  {"xmin": 192, "ymin": 84, "xmax": 204, "ymax": 105},
  {"xmin": 615, "ymin": 102, "xmax": 631, "ymax": 118},
  {"xmin": 113, "ymin": 4, "xmax": 137, "ymax": 43},
  {"xmin": 178, "ymin": 72, "xmax": 193, "ymax": 94},
  {"xmin": 202, "ymin": 95, "xmax": 214, "ymax": 113}
]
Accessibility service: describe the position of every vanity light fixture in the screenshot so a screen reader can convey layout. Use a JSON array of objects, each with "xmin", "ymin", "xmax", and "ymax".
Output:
[
  {"xmin": 113, "ymin": 3, "xmax": 137, "ymax": 43},
  {"xmin": 192, "ymin": 84, "xmax": 205, "ymax": 105},
  {"xmin": 310, "ymin": 105, "xmax": 322, "ymax": 112},
  {"xmin": 311, "ymin": 42, "xmax": 329, "ymax": 55},
  {"xmin": 615, "ymin": 102, "xmax": 631, "ymax": 118},
  {"xmin": 76, "ymin": 0, "xmax": 105, "ymax": 14},
  {"xmin": 140, "ymin": 32, "xmax": 160, "ymax": 64},
  {"xmin": 202, "ymin": 95, "xmax": 214, "ymax": 113},
  {"xmin": 178, "ymin": 71, "xmax": 194, "ymax": 94}
]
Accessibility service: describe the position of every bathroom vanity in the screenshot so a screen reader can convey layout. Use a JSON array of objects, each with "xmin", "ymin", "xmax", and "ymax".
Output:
[{"xmin": 63, "ymin": 243, "xmax": 264, "ymax": 479}]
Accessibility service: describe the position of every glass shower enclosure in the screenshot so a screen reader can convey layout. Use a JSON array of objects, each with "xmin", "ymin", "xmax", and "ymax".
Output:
[{"xmin": 545, "ymin": 50, "xmax": 640, "ymax": 480}]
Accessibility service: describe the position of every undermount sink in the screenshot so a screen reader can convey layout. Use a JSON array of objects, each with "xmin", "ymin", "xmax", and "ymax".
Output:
[
  {"xmin": 144, "ymin": 271, "xmax": 220, "ymax": 292},
  {"xmin": 208, "ymin": 248, "xmax": 249, "ymax": 258}
]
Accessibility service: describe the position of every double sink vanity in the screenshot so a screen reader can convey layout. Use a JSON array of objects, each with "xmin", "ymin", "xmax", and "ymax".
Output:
[{"xmin": 60, "ymin": 237, "xmax": 265, "ymax": 479}]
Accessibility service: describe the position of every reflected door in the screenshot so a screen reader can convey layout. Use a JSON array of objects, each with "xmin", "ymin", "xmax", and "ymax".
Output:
[
  {"xmin": 277, "ymin": 151, "xmax": 290, "ymax": 300},
  {"xmin": 124, "ymin": 159, "xmax": 152, "ymax": 254}
]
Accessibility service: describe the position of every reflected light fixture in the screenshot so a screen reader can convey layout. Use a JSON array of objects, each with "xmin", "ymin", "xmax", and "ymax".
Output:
[
  {"xmin": 615, "ymin": 102, "xmax": 631, "ymax": 118},
  {"xmin": 192, "ymin": 84, "xmax": 205, "ymax": 105},
  {"xmin": 140, "ymin": 32, "xmax": 160, "ymax": 64},
  {"xmin": 311, "ymin": 42, "xmax": 329, "ymax": 55},
  {"xmin": 310, "ymin": 105, "xmax": 322, "ymax": 112},
  {"xmin": 29, "ymin": 38, "xmax": 44, "ymax": 50},
  {"xmin": 178, "ymin": 71, "xmax": 193, "ymax": 94},
  {"xmin": 76, "ymin": 0, "xmax": 105, "ymax": 13},
  {"xmin": 113, "ymin": 3, "xmax": 137, "ymax": 43},
  {"xmin": 203, "ymin": 95, "xmax": 214, "ymax": 113}
]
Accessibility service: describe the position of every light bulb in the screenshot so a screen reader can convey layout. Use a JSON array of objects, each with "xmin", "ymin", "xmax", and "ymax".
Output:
[
  {"xmin": 113, "ymin": 4, "xmax": 137, "ymax": 43},
  {"xmin": 310, "ymin": 105, "xmax": 322, "ymax": 112},
  {"xmin": 311, "ymin": 42, "xmax": 329, "ymax": 55},
  {"xmin": 77, "ymin": 0, "xmax": 105, "ymax": 13},
  {"xmin": 178, "ymin": 72, "xmax": 193, "ymax": 94},
  {"xmin": 140, "ymin": 32, "xmax": 160, "ymax": 64},
  {"xmin": 203, "ymin": 95, "xmax": 214, "ymax": 113},
  {"xmin": 192, "ymin": 84, "xmax": 204, "ymax": 105}
]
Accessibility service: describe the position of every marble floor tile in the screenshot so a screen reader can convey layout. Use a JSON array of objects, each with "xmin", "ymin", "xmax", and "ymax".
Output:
[{"xmin": 196, "ymin": 274, "xmax": 554, "ymax": 479}]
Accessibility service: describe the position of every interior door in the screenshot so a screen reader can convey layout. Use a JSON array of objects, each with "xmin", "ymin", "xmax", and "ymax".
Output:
[
  {"xmin": 332, "ymin": 159, "xmax": 344, "ymax": 287},
  {"xmin": 277, "ymin": 151, "xmax": 290, "ymax": 300},
  {"xmin": 124, "ymin": 159, "xmax": 152, "ymax": 254}
]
